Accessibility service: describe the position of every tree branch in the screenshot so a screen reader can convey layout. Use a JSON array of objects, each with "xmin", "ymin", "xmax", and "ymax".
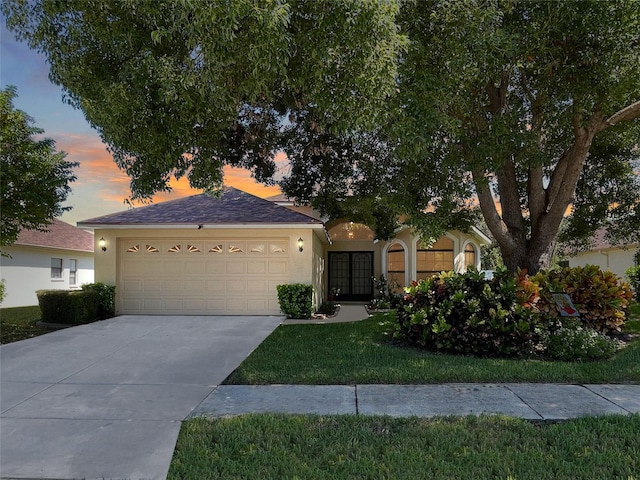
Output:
[{"xmin": 597, "ymin": 99, "xmax": 640, "ymax": 133}]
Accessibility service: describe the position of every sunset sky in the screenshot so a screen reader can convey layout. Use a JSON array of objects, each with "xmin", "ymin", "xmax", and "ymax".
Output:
[{"xmin": 1, "ymin": 20, "xmax": 283, "ymax": 226}]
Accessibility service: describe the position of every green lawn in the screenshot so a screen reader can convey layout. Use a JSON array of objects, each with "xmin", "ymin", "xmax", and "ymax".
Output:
[
  {"xmin": 224, "ymin": 311, "xmax": 640, "ymax": 385},
  {"xmin": 169, "ymin": 413, "xmax": 640, "ymax": 480},
  {"xmin": 0, "ymin": 306, "xmax": 48, "ymax": 344}
]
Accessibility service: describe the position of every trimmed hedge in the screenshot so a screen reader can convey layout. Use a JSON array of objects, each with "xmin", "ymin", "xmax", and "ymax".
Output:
[
  {"xmin": 36, "ymin": 289, "xmax": 99, "ymax": 325},
  {"xmin": 82, "ymin": 282, "xmax": 116, "ymax": 319},
  {"xmin": 276, "ymin": 283, "xmax": 313, "ymax": 319}
]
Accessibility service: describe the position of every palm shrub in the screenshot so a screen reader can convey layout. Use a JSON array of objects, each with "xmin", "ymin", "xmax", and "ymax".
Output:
[
  {"xmin": 531, "ymin": 265, "xmax": 633, "ymax": 333},
  {"xmin": 396, "ymin": 268, "xmax": 542, "ymax": 358}
]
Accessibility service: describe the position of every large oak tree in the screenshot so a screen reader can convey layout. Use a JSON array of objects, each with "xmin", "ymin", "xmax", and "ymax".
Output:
[{"xmin": 4, "ymin": 0, "xmax": 639, "ymax": 272}]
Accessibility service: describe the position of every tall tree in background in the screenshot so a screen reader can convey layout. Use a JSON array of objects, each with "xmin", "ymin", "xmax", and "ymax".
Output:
[
  {"xmin": 0, "ymin": 86, "xmax": 78, "ymax": 250},
  {"xmin": 4, "ymin": 0, "xmax": 639, "ymax": 273}
]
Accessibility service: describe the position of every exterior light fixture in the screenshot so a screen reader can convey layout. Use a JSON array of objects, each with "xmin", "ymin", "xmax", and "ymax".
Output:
[
  {"xmin": 297, "ymin": 237, "xmax": 304, "ymax": 252},
  {"xmin": 99, "ymin": 237, "xmax": 107, "ymax": 252}
]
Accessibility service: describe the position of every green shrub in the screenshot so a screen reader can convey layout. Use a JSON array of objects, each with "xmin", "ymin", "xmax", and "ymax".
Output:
[
  {"xmin": 36, "ymin": 289, "xmax": 99, "ymax": 325},
  {"xmin": 626, "ymin": 265, "xmax": 640, "ymax": 302},
  {"xmin": 81, "ymin": 283, "xmax": 116, "ymax": 319},
  {"xmin": 0, "ymin": 279, "xmax": 5, "ymax": 306},
  {"xmin": 542, "ymin": 324, "xmax": 620, "ymax": 361},
  {"xmin": 531, "ymin": 265, "xmax": 633, "ymax": 332},
  {"xmin": 396, "ymin": 268, "xmax": 541, "ymax": 358},
  {"xmin": 316, "ymin": 301, "xmax": 338, "ymax": 316},
  {"xmin": 276, "ymin": 283, "xmax": 313, "ymax": 319}
]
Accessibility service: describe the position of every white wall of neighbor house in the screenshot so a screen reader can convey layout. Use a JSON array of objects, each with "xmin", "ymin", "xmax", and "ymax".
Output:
[
  {"xmin": 0, "ymin": 245, "xmax": 94, "ymax": 308},
  {"xmin": 568, "ymin": 246, "xmax": 638, "ymax": 281}
]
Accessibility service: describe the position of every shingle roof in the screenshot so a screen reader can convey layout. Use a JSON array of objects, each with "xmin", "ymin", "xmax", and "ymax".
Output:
[
  {"xmin": 77, "ymin": 187, "xmax": 323, "ymax": 226},
  {"xmin": 16, "ymin": 219, "xmax": 94, "ymax": 252}
]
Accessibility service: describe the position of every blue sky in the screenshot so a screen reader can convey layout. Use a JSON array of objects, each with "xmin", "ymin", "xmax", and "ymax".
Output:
[{"xmin": 1, "ymin": 19, "xmax": 281, "ymax": 226}]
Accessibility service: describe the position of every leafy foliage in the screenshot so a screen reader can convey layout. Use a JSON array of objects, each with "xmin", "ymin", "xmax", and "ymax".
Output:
[
  {"xmin": 81, "ymin": 282, "xmax": 116, "ymax": 319},
  {"xmin": 2, "ymin": 0, "xmax": 405, "ymax": 201},
  {"xmin": 531, "ymin": 265, "xmax": 633, "ymax": 333},
  {"xmin": 542, "ymin": 323, "xmax": 620, "ymax": 362},
  {"xmin": 396, "ymin": 269, "xmax": 542, "ymax": 358},
  {"xmin": 626, "ymin": 250, "xmax": 640, "ymax": 302},
  {"xmin": 4, "ymin": 1, "xmax": 639, "ymax": 272},
  {"xmin": 0, "ymin": 87, "xmax": 78, "ymax": 250},
  {"xmin": 36, "ymin": 289, "xmax": 99, "ymax": 325},
  {"xmin": 0, "ymin": 279, "xmax": 5, "ymax": 305},
  {"xmin": 276, "ymin": 283, "xmax": 313, "ymax": 319}
]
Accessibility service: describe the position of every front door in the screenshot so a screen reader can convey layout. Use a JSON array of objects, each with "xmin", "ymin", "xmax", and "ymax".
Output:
[{"xmin": 328, "ymin": 252, "xmax": 373, "ymax": 301}]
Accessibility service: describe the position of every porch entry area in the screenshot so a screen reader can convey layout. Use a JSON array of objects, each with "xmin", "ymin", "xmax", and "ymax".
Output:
[{"xmin": 328, "ymin": 251, "xmax": 373, "ymax": 301}]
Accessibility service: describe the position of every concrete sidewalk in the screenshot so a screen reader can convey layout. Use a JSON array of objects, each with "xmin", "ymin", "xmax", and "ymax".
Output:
[{"xmin": 190, "ymin": 383, "xmax": 640, "ymax": 421}]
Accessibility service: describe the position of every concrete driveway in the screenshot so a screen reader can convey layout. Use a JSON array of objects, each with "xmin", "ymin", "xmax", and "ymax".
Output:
[{"xmin": 0, "ymin": 314, "xmax": 283, "ymax": 480}]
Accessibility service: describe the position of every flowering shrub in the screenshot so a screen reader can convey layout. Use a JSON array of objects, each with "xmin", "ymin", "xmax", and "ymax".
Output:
[
  {"xmin": 542, "ymin": 324, "xmax": 620, "ymax": 361},
  {"xmin": 395, "ymin": 268, "xmax": 542, "ymax": 358},
  {"xmin": 531, "ymin": 265, "xmax": 633, "ymax": 332}
]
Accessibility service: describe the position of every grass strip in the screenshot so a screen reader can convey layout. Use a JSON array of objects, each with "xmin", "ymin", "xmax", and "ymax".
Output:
[
  {"xmin": 169, "ymin": 413, "xmax": 640, "ymax": 480},
  {"xmin": 0, "ymin": 306, "xmax": 48, "ymax": 344},
  {"xmin": 224, "ymin": 312, "xmax": 640, "ymax": 385}
]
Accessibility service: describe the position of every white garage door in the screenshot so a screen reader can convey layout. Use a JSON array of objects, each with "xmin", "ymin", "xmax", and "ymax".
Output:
[{"xmin": 118, "ymin": 238, "xmax": 289, "ymax": 315}]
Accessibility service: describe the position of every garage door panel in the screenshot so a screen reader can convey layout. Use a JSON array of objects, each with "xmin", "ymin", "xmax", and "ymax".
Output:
[
  {"xmin": 119, "ymin": 237, "xmax": 289, "ymax": 315},
  {"xmin": 205, "ymin": 279, "xmax": 226, "ymax": 292},
  {"xmin": 144, "ymin": 280, "xmax": 163, "ymax": 292},
  {"xmin": 141, "ymin": 262, "xmax": 164, "ymax": 275},
  {"xmin": 226, "ymin": 279, "xmax": 245, "ymax": 293},
  {"xmin": 184, "ymin": 279, "xmax": 205, "ymax": 292},
  {"xmin": 226, "ymin": 297, "xmax": 247, "ymax": 312},
  {"xmin": 247, "ymin": 280, "xmax": 267, "ymax": 293},
  {"xmin": 163, "ymin": 279, "xmax": 183, "ymax": 292},
  {"xmin": 268, "ymin": 261, "xmax": 288, "ymax": 274},
  {"xmin": 143, "ymin": 299, "xmax": 163, "ymax": 311},
  {"xmin": 248, "ymin": 261, "xmax": 267, "ymax": 274},
  {"xmin": 185, "ymin": 261, "xmax": 206, "ymax": 274},
  {"xmin": 226, "ymin": 261, "xmax": 246, "ymax": 274}
]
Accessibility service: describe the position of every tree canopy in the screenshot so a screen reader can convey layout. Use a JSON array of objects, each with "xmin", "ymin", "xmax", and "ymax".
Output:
[
  {"xmin": 0, "ymin": 86, "xmax": 78, "ymax": 249},
  {"xmin": 4, "ymin": 0, "xmax": 639, "ymax": 272}
]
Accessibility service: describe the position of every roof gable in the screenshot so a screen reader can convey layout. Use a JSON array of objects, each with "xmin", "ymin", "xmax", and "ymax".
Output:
[
  {"xmin": 16, "ymin": 219, "xmax": 94, "ymax": 252},
  {"xmin": 78, "ymin": 187, "xmax": 323, "ymax": 227}
]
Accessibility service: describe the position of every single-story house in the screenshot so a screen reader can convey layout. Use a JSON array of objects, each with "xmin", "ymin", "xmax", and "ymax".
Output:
[
  {"xmin": 564, "ymin": 230, "xmax": 639, "ymax": 281},
  {"xmin": 77, "ymin": 187, "xmax": 490, "ymax": 316},
  {"xmin": 0, "ymin": 219, "xmax": 95, "ymax": 308}
]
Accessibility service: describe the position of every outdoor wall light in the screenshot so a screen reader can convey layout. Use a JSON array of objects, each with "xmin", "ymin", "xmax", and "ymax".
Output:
[
  {"xmin": 297, "ymin": 237, "xmax": 304, "ymax": 252},
  {"xmin": 99, "ymin": 237, "xmax": 107, "ymax": 252}
]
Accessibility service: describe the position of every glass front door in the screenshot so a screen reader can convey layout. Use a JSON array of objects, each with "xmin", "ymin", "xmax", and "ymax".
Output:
[{"xmin": 328, "ymin": 251, "xmax": 373, "ymax": 301}]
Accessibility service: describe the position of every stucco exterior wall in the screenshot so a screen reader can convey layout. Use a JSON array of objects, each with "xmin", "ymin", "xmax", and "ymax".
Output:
[
  {"xmin": 0, "ymin": 245, "xmax": 94, "ymax": 308},
  {"xmin": 568, "ymin": 246, "xmax": 638, "ymax": 281}
]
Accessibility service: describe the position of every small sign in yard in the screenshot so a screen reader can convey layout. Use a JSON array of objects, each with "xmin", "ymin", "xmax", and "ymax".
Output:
[{"xmin": 551, "ymin": 292, "xmax": 580, "ymax": 317}]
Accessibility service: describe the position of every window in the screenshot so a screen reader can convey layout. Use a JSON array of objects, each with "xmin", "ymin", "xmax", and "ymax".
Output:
[
  {"xmin": 416, "ymin": 236, "xmax": 454, "ymax": 280},
  {"xmin": 69, "ymin": 259, "xmax": 78, "ymax": 285},
  {"xmin": 386, "ymin": 242, "xmax": 405, "ymax": 292},
  {"xmin": 464, "ymin": 244, "xmax": 477, "ymax": 271},
  {"xmin": 51, "ymin": 258, "xmax": 63, "ymax": 279}
]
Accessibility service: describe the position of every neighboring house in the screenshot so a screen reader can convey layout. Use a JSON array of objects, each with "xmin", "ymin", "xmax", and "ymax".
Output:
[
  {"xmin": 77, "ymin": 187, "xmax": 490, "ymax": 316},
  {"xmin": 564, "ymin": 230, "xmax": 639, "ymax": 281},
  {"xmin": 0, "ymin": 219, "xmax": 95, "ymax": 308}
]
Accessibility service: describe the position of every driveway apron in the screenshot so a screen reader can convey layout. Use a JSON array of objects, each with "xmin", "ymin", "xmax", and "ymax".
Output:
[{"xmin": 0, "ymin": 314, "xmax": 283, "ymax": 480}]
